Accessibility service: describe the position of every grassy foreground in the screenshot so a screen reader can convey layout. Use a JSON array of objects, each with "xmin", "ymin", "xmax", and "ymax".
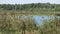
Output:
[{"xmin": 0, "ymin": 12, "xmax": 59, "ymax": 34}]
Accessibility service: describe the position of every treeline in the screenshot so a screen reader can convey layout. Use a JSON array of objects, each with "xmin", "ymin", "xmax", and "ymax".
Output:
[{"xmin": 0, "ymin": 3, "xmax": 60, "ymax": 12}]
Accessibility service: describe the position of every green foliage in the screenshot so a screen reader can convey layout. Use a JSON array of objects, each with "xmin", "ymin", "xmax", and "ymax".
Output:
[
  {"xmin": 0, "ymin": 12, "xmax": 60, "ymax": 34},
  {"xmin": 0, "ymin": 14, "xmax": 38, "ymax": 34},
  {"xmin": 0, "ymin": 3, "xmax": 59, "ymax": 12},
  {"xmin": 39, "ymin": 17, "xmax": 60, "ymax": 34}
]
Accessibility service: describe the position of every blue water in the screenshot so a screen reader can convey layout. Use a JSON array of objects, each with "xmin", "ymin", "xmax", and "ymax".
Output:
[
  {"xmin": 32, "ymin": 16, "xmax": 52, "ymax": 24},
  {"xmin": 21, "ymin": 16, "xmax": 60, "ymax": 24}
]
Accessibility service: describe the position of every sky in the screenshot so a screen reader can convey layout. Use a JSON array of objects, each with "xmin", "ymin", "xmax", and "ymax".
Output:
[{"xmin": 0, "ymin": 0, "xmax": 60, "ymax": 4}]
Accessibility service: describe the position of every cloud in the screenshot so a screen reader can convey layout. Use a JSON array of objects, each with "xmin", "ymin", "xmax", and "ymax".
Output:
[{"xmin": 0, "ymin": 0, "xmax": 60, "ymax": 4}]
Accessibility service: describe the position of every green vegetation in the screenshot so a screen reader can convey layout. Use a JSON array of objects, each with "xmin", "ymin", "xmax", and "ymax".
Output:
[
  {"xmin": 0, "ymin": 3, "xmax": 60, "ymax": 34},
  {"xmin": 0, "ymin": 3, "xmax": 60, "ymax": 15},
  {"xmin": 0, "ymin": 14, "xmax": 38, "ymax": 34},
  {"xmin": 0, "ymin": 13, "xmax": 59, "ymax": 34},
  {"xmin": 0, "ymin": 3, "xmax": 60, "ymax": 12},
  {"xmin": 39, "ymin": 17, "xmax": 60, "ymax": 34}
]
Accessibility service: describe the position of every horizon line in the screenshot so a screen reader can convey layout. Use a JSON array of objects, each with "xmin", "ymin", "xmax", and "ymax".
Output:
[{"xmin": 0, "ymin": 2, "xmax": 60, "ymax": 5}]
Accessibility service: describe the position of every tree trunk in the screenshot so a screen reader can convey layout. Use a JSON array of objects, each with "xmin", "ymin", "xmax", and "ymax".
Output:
[
  {"xmin": 23, "ymin": 30, "xmax": 25, "ymax": 34},
  {"xmin": 22, "ymin": 30, "xmax": 25, "ymax": 34},
  {"xmin": 22, "ymin": 30, "xmax": 23, "ymax": 34},
  {"xmin": 33, "ymin": 30, "xmax": 34, "ymax": 34}
]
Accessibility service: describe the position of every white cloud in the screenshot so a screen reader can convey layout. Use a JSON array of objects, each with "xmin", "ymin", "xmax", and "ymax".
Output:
[{"xmin": 0, "ymin": 0, "xmax": 60, "ymax": 4}]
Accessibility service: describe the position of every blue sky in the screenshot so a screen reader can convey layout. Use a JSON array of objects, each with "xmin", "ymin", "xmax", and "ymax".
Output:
[{"xmin": 0, "ymin": 0, "xmax": 60, "ymax": 4}]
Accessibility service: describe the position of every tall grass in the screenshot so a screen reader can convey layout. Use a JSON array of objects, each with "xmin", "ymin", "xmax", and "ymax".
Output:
[{"xmin": 0, "ymin": 13, "xmax": 60, "ymax": 34}]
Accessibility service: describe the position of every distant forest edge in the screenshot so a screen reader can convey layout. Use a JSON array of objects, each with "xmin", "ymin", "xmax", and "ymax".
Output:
[{"xmin": 0, "ymin": 3, "xmax": 60, "ymax": 12}]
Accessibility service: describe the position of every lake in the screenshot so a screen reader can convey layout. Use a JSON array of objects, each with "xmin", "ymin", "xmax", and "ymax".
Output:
[{"xmin": 21, "ymin": 15, "xmax": 60, "ymax": 24}]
